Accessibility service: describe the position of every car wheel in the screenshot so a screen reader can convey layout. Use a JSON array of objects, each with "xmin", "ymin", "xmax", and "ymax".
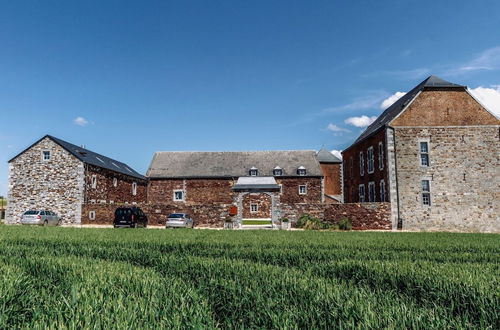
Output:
[
  {"xmin": 43, "ymin": 220, "xmax": 48, "ymax": 226},
  {"xmin": 131, "ymin": 223, "xmax": 137, "ymax": 228},
  {"xmin": 57, "ymin": 219, "xmax": 62, "ymax": 226}
]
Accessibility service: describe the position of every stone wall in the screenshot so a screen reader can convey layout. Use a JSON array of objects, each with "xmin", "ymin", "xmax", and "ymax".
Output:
[
  {"xmin": 324, "ymin": 203, "xmax": 392, "ymax": 230},
  {"xmin": 394, "ymin": 126, "xmax": 499, "ymax": 232},
  {"xmin": 84, "ymin": 165, "xmax": 147, "ymax": 204},
  {"xmin": 6, "ymin": 137, "xmax": 84, "ymax": 224},
  {"xmin": 242, "ymin": 193, "xmax": 272, "ymax": 218}
]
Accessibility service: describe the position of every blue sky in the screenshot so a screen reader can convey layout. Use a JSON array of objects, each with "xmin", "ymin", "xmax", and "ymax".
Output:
[{"xmin": 1, "ymin": 0, "xmax": 500, "ymax": 196}]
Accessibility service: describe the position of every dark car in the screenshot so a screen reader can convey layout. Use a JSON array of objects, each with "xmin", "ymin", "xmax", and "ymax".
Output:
[{"xmin": 113, "ymin": 207, "xmax": 148, "ymax": 228}]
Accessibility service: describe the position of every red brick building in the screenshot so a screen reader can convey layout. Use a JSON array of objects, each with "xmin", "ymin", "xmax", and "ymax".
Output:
[
  {"xmin": 146, "ymin": 150, "xmax": 340, "ymax": 227},
  {"xmin": 342, "ymin": 76, "xmax": 499, "ymax": 232}
]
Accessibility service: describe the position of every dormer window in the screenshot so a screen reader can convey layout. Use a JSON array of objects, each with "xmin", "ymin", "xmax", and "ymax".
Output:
[
  {"xmin": 249, "ymin": 167, "xmax": 258, "ymax": 176},
  {"xmin": 273, "ymin": 166, "xmax": 283, "ymax": 176},
  {"xmin": 297, "ymin": 166, "xmax": 306, "ymax": 176}
]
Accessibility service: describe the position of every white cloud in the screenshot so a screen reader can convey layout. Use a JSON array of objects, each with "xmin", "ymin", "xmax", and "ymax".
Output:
[
  {"xmin": 344, "ymin": 115, "xmax": 377, "ymax": 128},
  {"xmin": 446, "ymin": 46, "xmax": 500, "ymax": 76},
  {"xmin": 73, "ymin": 117, "xmax": 89, "ymax": 126},
  {"xmin": 380, "ymin": 91, "xmax": 406, "ymax": 109},
  {"xmin": 331, "ymin": 150, "xmax": 342, "ymax": 159},
  {"xmin": 469, "ymin": 86, "xmax": 500, "ymax": 117},
  {"xmin": 326, "ymin": 124, "xmax": 350, "ymax": 133}
]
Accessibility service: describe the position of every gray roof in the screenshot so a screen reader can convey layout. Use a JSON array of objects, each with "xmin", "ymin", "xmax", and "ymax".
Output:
[
  {"xmin": 9, "ymin": 135, "xmax": 146, "ymax": 180},
  {"xmin": 232, "ymin": 177, "xmax": 280, "ymax": 191},
  {"xmin": 147, "ymin": 150, "xmax": 323, "ymax": 178},
  {"xmin": 349, "ymin": 75, "xmax": 465, "ymax": 148},
  {"xmin": 316, "ymin": 148, "xmax": 342, "ymax": 163}
]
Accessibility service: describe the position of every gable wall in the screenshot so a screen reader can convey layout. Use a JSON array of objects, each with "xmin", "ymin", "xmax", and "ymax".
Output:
[
  {"xmin": 6, "ymin": 137, "xmax": 84, "ymax": 224},
  {"xmin": 320, "ymin": 163, "xmax": 342, "ymax": 197},
  {"xmin": 391, "ymin": 89, "xmax": 499, "ymax": 127}
]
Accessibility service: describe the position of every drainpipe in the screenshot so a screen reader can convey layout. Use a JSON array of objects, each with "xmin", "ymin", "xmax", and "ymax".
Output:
[{"xmin": 388, "ymin": 126, "xmax": 402, "ymax": 229}]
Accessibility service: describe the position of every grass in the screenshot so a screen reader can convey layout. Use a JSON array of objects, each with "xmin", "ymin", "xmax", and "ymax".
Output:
[
  {"xmin": 241, "ymin": 219, "xmax": 272, "ymax": 225},
  {"xmin": 0, "ymin": 226, "xmax": 498, "ymax": 328}
]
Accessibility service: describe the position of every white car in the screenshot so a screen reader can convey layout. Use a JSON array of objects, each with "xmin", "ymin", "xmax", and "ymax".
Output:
[
  {"xmin": 20, "ymin": 210, "xmax": 61, "ymax": 226},
  {"xmin": 166, "ymin": 213, "xmax": 194, "ymax": 228}
]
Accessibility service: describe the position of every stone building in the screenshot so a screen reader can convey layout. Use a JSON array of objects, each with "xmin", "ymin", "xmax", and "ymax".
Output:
[
  {"xmin": 6, "ymin": 135, "xmax": 147, "ymax": 224},
  {"xmin": 146, "ymin": 150, "xmax": 340, "ymax": 226},
  {"xmin": 342, "ymin": 75, "xmax": 500, "ymax": 232}
]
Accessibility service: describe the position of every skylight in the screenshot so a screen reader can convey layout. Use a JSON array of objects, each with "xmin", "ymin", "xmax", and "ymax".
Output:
[
  {"xmin": 111, "ymin": 162, "xmax": 120, "ymax": 168},
  {"xmin": 95, "ymin": 156, "xmax": 105, "ymax": 163}
]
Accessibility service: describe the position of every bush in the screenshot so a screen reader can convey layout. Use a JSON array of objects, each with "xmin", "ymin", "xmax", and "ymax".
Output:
[
  {"xmin": 280, "ymin": 217, "xmax": 289, "ymax": 223},
  {"xmin": 297, "ymin": 214, "xmax": 332, "ymax": 230},
  {"xmin": 338, "ymin": 218, "xmax": 353, "ymax": 231}
]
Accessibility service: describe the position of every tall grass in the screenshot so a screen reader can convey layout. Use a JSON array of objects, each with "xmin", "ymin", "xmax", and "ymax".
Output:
[{"xmin": 0, "ymin": 227, "xmax": 498, "ymax": 328}]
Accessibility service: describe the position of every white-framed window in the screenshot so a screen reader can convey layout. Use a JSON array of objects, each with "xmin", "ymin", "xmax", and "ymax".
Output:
[
  {"xmin": 422, "ymin": 179, "xmax": 431, "ymax": 206},
  {"xmin": 273, "ymin": 167, "xmax": 283, "ymax": 176},
  {"xmin": 368, "ymin": 182, "xmax": 375, "ymax": 202},
  {"xmin": 249, "ymin": 167, "xmax": 258, "ymax": 176},
  {"xmin": 420, "ymin": 141, "xmax": 430, "ymax": 167},
  {"xmin": 378, "ymin": 142, "xmax": 384, "ymax": 170},
  {"xmin": 359, "ymin": 151, "xmax": 364, "ymax": 176},
  {"xmin": 380, "ymin": 180, "xmax": 386, "ymax": 202},
  {"xmin": 113, "ymin": 178, "xmax": 118, "ymax": 187},
  {"xmin": 358, "ymin": 184, "xmax": 365, "ymax": 202},
  {"xmin": 297, "ymin": 166, "xmax": 307, "ymax": 176},
  {"xmin": 89, "ymin": 211, "xmax": 96, "ymax": 220},
  {"xmin": 91, "ymin": 175, "xmax": 97, "ymax": 189},
  {"xmin": 250, "ymin": 203, "xmax": 258, "ymax": 213},
  {"xmin": 298, "ymin": 185, "xmax": 307, "ymax": 195},
  {"xmin": 42, "ymin": 150, "xmax": 51, "ymax": 161},
  {"xmin": 132, "ymin": 182, "xmax": 137, "ymax": 196},
  {"xmin": 367, "ymin": 147, "xmax": 374, "ymax": 174},
  {"xmin": 173, "ymin": 190, "xmax": 184, "ymax": 201}
]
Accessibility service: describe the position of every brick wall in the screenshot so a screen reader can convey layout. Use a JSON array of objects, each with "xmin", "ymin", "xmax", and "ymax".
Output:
[
  {"xmin": 277, "ymin": 177, "xmax": 322, "ymax": 204},
  {"xmin": 242, "ymin": 193, "xmax": 272, "ymax": 218},
  {"xmin": 324, "ymin": 203, "xmax": 392, "ymax": 230},
  {"xmin": 320, "ymin": 163, "xmax": 342, "ymax": 196},
  {"xmin": 342, "ymin": 129, "xmax": 388, "ymax": 203},
  {"xmin": 6, "ymin": 137, "xmax": 84, "ymax": 224},
  {"xmin": 85, "ymin": 165, "xmax": 147, "ymax": 204}
]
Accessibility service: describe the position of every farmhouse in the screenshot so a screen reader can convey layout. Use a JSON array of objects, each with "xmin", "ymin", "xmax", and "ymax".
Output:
[
  {"xmin": 6, "ymin": 135, "xmax": 147, "ymax": 224},
  {"xmin": 342, "ymin": 75, "xmax": 500, "ymax": 232},
  {"xmin": 146, "ymin": 149, "xmax": 342, "ymax": 226}
]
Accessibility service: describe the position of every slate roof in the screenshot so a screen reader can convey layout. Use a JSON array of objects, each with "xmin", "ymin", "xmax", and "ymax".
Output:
[
  {"xmin": 348, "ymin": 75, "xmax": 465, "ymax": 149},
  {"xmin": 316, "ymin": 148, "xmax": 342, "ymax": 163},
  {"xmin": 147, "ymin": 150, "xmax": 323, "ymax": 178},
  {"xmin": 9, "ymin": 135, "xmax": 146, "ymax": 180},
  {"xmin": 232, "ymin": 177, "xmax": 280, "ymax": 191}
]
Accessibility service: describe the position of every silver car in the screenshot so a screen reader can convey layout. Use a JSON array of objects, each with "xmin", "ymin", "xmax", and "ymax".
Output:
[
  {"xmin": 21, "ymin": 210, "xmax": 61, "ymax": 226},
  {"xmin": 166, "ymin": 213, "xmax": 194, "ymax": 228}
]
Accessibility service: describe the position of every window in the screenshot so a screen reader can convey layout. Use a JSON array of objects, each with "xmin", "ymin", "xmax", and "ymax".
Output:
[
  {"xmin": 380, "ymin": 180, "xmax": 386, "ymax": 202},
  {"xmin": 42, "ymin": 150, "xmax": 51, "ymax": 161},
  {"xmin": 299, "ymin": 185, "xmax": 307, "ymax": 195},
  {"xmin": 367, "ymin": 147, "xmax": 374, "ymax": 173},
  {"xmin": 273, "ymin": 167, "xmax": 283, "ymax": 176},
  {"xmin": 297, "ymin": 166, "xmax": 306, "ymax": 176},
  {"xmin": 91, "ymin": 175, "xmax": 97, "ymax": 189},
  {"xmin": 132, "ymin": 182, "xmax": 137, "ymax": 196},
  {"xmin": 89, "ymin": 211, "xmax": 96, "ymax": 220},
  {"xmin": 113, "ymin": 178, "xmax": 118, "ymax": 187},
  {"xmin": 173, "ymin": 190, "xmax": 184, "ymax": 201},
  {"xmin": 359, "ymin": 152, "xmax": 364, "ymax": 176},
  {"xmin": 420, "ymin": 141, "xmax": 430, "ymax": 166},
  {"xmin": 422, "ymin": 180, "xmax": 431, "ymax": 206},
  {"xmin": 250, "ymin": 204, "xmax": 258, "ymax": 213},
  {"xmin": 249, "ymin": 167, "xmax": 258, "ymax": 176},
  {"xmin": 358, "ymin": 184, "xmax": 365, "ymax": 202},
  {"xmin": 368, "ymin": 182, "xmax": 375, "ymax": 202},
  {"xmin": 378, "ymin": 142, "xmax": 384, "ymax": 170}
]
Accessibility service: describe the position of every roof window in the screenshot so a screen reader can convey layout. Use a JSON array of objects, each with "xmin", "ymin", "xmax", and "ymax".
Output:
[
  {"xmin": 249, "ymin": 167, "xmax": 258, "ymax": 176},
  {"xmin": 297, "ymin": 166, "xmax": 306, "ymax": 176}
]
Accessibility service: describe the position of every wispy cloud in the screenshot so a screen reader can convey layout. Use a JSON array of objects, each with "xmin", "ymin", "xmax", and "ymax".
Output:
[
  {"xmin": 447, "ymin": 46, "xmax": 500, "ymax": 76},
  {"xmin": 469, "ymin": 85, "xmax": 500, "ymax": 117},
  {"xmin": 362, "ymin": 68, "xmax": 431, "ymax": 80},
  {"xmin": 326, "ymin": 124, "xmax": 350, "ymax": 133},
  {"xmin": 345, "ymin": 115, "xmax": 377, "ymax": 128},
  {"xmin": 73, "ymin": 117, "xmax": 89, "ymax": 126}
]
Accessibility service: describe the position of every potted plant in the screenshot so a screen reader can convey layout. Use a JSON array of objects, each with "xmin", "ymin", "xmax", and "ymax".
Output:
[
  {"xmin": 224, "ymin": 216, "xmax": 234, "ymax": 229},
  {"xmin": 280, "ymin": 217, "xmax": 291, "ymax": 230}
]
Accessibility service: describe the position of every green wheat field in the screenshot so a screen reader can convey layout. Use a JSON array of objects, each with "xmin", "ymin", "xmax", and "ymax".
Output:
[{"xmin": 0, "ymin": 226, "xmax": 498, "ymax": 329}]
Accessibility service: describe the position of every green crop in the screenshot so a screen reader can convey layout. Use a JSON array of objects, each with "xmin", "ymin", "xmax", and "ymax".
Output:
[{"xmin": 0, "ymin": 226, "xmax": 498, "ymax": 329}]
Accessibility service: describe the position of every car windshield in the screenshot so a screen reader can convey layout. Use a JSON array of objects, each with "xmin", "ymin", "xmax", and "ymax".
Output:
[
  {"xmin": 168, "ymin": 214, "xmax": 184, "ymax": 218},
  {"xmin": 115, "ymin": 209, "xmax": 132, "ymax": 216},
  {"xmin": 24, "ymin": 210, "xmax": 39, "ymax": 215}
]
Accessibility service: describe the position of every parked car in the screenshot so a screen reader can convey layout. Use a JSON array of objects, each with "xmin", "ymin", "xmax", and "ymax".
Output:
[
  {"xmin": 21, "ymin": 210, "xmax": 61, "ymax": 226},
  {"xmin": 113, "ymin": 207, "xmax": 148, "ymax": 228},
  {"xmin": 166, "ymin": 213, "xmax": 194, "ymax": 228}
]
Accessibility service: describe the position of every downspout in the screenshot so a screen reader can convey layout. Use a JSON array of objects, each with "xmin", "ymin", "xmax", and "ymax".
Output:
[{"xmin": 388, "ymin": 126, "xmax": 402, "ymax": 229}]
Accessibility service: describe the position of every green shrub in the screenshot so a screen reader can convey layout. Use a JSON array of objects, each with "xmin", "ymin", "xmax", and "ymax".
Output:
[
  {"xmin": 338, "ymin": 218, "xmax": 353, "ymax": 231},
  {"xmin": 280, "ymin": 217, "xmax": 289, "ymax": 223}
]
